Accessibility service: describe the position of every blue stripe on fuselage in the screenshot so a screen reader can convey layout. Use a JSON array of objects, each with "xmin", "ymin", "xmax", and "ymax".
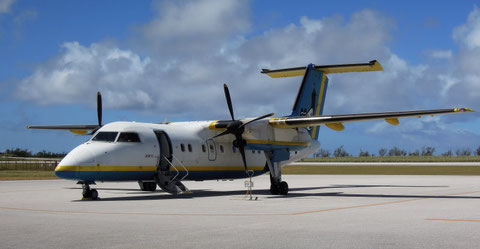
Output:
[{"xmin": 55, "ymin": 170, "xmax": 268, "ymax": 182}]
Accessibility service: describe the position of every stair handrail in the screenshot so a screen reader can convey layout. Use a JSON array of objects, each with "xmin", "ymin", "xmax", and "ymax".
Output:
[
  {"xmin": 171, "ymin": 154, "xmax": 189, "ymax": 181},
  {"xmin": 162, "ymin": 155, "xmax": 180, "ymax": 181}
]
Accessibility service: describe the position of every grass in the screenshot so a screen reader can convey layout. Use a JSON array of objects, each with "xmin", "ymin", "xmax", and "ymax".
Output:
[
  {"xmin": 283, "ymin": 165, "xmax": 480, "ymax": 175},
  {"xmin": 0, "ymin": 170, "xmax": 57, "ymax": 180},
  {"xmin": 302, "ymin": 156, "xmax": 480, "ymax": 162}
]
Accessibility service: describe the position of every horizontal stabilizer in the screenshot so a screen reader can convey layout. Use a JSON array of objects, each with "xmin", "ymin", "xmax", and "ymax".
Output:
[
  {"xmin": 269, "ymin": 108, "xmax": 474, "ymax": 129},
  {"xmin": 261, "ymin": 60, "xmax": 383, "ymax": 78}
]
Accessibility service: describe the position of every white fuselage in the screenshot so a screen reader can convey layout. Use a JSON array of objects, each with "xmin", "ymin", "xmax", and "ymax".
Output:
[{"xmin": 55, "ymin": 120, "xmax": 319, "ymax": 182}]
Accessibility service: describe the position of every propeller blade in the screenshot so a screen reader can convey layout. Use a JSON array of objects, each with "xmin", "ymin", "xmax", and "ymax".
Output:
[
  {"xmin": 97, "ymin": 91, "xmax": 102, "ymax": 126},
  {"xmin": 235, "ymin": 134, "xmax": 248, "ymax": 173},
  {"xmin": 240, "ymin": 112, "xmax": 275, "ymax": 128},
  {"xmin": 223, "ymin": 84, "xmax": 235, "ymax": 121}
]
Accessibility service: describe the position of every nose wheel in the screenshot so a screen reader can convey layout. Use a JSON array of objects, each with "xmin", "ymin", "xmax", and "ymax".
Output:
[{"xmin": 81, "ymin": 182, "xmax": 99, "ymax": 200}]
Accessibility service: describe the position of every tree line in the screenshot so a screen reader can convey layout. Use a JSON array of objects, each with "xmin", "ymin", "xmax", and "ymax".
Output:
[
  {"xmin": 1, "ymin": 148, "xmax": 67, "ymax": 158},
  {"xmin": 314, "ymin": 146, "xmax": 480, "ymax": 157}
]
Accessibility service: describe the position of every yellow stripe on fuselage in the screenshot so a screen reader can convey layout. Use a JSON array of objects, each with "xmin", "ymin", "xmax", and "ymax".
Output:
[
  {"xmin": 55, "ymin": 165, "xmax": 265, "ymax": 172},
  {"xmin": 55, "ymin": 166, "xmax": 158, "ymax": 172},
  {"xmin": 311, "ymin": 73, "xmax": 327, "ymax": 139}
]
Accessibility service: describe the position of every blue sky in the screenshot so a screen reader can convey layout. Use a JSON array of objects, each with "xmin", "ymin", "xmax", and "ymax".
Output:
[{"xmin": 1, "ymin": 0, "xmax": 480, "ymax": 155}]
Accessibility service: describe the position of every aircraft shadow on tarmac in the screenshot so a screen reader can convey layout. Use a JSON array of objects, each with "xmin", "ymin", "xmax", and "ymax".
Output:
[{"xmin": 68, "ymin": 184, "xmax": 480, "ymax": 202}]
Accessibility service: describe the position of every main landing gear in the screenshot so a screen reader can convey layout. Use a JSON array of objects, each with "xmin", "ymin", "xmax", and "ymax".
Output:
[
  {"xmin": 138, "ymin": 181, "xmax": 157, "ymax": 191},
  {"xmin": 265, "ymin": 154, "xmax": 289, "ymax": 195},
  {"xmin": 80, "ymin": 181, "xmax": 98, "ymax": 200},
  {"xmin": 269, "ymin": 174, "xmax": 289, "ymax": 195}
]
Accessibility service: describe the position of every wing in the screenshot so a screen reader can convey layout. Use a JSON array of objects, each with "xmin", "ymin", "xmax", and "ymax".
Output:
[
  {"xmin": 269, "ymin": 108, "xmax": 474, "ymax": 131},
  {"xmin": 26, "ymin": 125, "xmax": 100, "ymax": 135}
]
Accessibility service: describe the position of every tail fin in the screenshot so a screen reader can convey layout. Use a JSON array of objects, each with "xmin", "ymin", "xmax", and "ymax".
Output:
[
  {"xmin": 261, "ymin": 60, "xmax": 383, "ymax": 140},
  {"xmin": 290, "ymin": 65, "xmax": 328, "ymax": 139}
]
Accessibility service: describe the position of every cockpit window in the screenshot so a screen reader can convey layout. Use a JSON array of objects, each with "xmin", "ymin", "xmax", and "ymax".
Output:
[
  {"xmin": 117, "ymin": 132, "xmax": 141, "ymax": 143},
  {"xmin": 92, "ymin": 132, "xmax": 118, "ymax": 142}
]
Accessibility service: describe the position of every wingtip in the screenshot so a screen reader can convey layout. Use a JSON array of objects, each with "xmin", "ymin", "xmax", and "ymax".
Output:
[{"xmin": 454, "ymin": 108, "xmax": 475, "ymax": 112}]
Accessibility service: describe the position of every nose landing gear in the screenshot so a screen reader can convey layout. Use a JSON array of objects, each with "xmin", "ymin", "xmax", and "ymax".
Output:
[{"xmin": 80, "ymin": 181, "xmax": 98, "ymax": 200}]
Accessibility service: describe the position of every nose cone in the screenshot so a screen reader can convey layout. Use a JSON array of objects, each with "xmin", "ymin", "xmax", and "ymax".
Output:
[{"xmin": 55, "ymin": 143, "xmax": 96, "ymax": 180}]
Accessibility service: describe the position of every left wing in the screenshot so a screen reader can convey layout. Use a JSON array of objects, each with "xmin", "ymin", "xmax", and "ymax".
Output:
[
  {"xmin": 26, "ymin": 125, "xmax": 100, "ymax": 135},
  {"xmin": 269, "ymin": 108, "xmax": 474, "ymax": 131}
]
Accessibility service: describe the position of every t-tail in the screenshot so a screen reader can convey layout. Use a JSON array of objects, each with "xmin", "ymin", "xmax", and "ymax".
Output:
[{"xmin": 261, "ymin": 60, "xmax": 383, "ymax": 140}]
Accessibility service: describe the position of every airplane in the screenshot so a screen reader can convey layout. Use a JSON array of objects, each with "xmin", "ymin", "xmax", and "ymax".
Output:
[{"xmin": 27, "ymin": 60, "xmax": 474, "ymax": 200}]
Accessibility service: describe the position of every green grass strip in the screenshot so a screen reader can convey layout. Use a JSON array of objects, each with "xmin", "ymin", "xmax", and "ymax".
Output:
[
  {"xmin": 0, "ymin": 170, "xmax": 57, "ymax": 180},
  {"xmin": 283, "ymin": 165, "xmax": 480, "ymax": 175},
  {"xmin": 302, "ymin": 156, "xmax": 480, "ymax": 162}
]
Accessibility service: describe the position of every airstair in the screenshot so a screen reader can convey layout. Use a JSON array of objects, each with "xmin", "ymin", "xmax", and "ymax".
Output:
[{"xmin": 155, "ymin": 155, "xmax": 190, "ymax": 194}]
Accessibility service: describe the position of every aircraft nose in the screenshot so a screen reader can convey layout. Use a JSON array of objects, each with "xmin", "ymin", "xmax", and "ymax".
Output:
[{"xmin": 55, "ymin": 144, "xmax": 96, "ymax": 179}]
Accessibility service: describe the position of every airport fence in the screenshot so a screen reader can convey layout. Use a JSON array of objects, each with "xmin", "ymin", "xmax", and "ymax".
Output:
[{"xmin": 0, "ymin": 160, "xmax": 58, "ymax": 171}]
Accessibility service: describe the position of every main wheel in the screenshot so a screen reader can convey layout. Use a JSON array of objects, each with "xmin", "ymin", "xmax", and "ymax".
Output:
[
  {"xmin": 90, "ymin": 189, "xmax": 98, "ymax": 200},
  {"xmin": 82, "ymin": 189, "xmax": 91, "ymax": 199},
  {"xmin": 279, "ymin": 181, "xmax": 289, "ymax": 195},
  {"xmin": 146, "ymin": 182, "xmax": 157, "ymax": 191},
  {"xmin": 270, "ymin": 184, "xmax": 279, "ymax": 195}
]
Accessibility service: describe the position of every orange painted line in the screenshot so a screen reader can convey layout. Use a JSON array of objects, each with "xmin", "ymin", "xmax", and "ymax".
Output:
[
  {"xmin": 1, "ymin": 191, "xmax": 479, "ymax": 217},
  {"xmin": 291, "ymin": 198, "xmax": 423, "ymax": 216},
  {"xmin": 426, "ymin": 218, "xmax": 480, "ymax": 223}
]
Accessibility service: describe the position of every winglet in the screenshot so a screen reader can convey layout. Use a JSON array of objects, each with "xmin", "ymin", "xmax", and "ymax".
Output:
[{"xmin": 261, "ymin": 60, "xmax": 383, "ymax": 78}]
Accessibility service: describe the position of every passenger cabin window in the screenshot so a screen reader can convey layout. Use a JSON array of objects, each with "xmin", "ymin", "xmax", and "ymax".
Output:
[
  {"xmin": 181, "ymin": 144, "xmax": 185, "ymax": 152},
  {"xmin": 92, "ymin": 132, "xmax": 118, "ymax": 142},
  {"xmin": 188, "ymin": 144, "xmax": 192, "ymax": 152},
  {"xmin": 117, "ymin": 132, "xmax": 141, "ymax": 142},
  {"xmin": 202, "ymin": 144, "xmax": 206, "ymax": 153},
  {"xmin": 220, "ymin": 145, "xmax": 224, "ymax": 153}
]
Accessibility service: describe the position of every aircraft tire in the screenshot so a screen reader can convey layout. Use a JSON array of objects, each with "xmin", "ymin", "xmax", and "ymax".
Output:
[
  {"xmin": 91, "ymin": 189, "xmax": 98, "ymax": 200},
  {"xmin": 82, "ymin": 189, "xmax": 91, "ymax": 199},
  {"xmin": 279, "ymin": 181, "xmax": 289, "ymax": 195},
  {"xmin": 270, "ymin": 184, "xmax": 279, "ymax": 195},
  {"xmin": 146, "ymin": 182, "xmax": 157, "ymax": 191}
]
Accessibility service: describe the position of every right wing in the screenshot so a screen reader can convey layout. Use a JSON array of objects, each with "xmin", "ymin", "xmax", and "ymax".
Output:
[{"xmin": 269, "ymin": 108, "xmax": 474, "ymax": 131}]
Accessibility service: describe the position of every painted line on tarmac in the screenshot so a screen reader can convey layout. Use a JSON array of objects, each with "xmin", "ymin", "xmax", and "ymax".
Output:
[
  {"xmin": 2, "ymin": 190, "xmax": 479, "ymax": 217},
  {"xmin": 426, "ymin": 218, "xmax": 480, "ymax": 223}
]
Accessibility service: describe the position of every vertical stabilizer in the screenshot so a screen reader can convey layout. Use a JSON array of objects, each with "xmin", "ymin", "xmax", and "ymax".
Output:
[{"xmin": 291, "ymin": 64, "xmax": 329, "ymax": 140}]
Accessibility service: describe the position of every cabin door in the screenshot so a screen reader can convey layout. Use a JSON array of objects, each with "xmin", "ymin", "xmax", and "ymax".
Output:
[{"xmin": 154, "ymin": 131, "xmax": 172, "ymax": 171}]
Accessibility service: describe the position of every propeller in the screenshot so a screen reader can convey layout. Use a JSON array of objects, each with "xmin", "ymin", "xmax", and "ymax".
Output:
[
  {"xmin": 213, "ymin": 84, "xmax": 274, "ymax": 174},
  {"xmin": 97, "ymin": 91, "xmax": 102, "ymax": 127},
  {"xmin": 89, "ymin": 91, "xmax": 103, "ymax": 134}
]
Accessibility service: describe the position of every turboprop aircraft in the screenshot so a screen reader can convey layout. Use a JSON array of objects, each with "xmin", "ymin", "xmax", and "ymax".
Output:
[{"xmin": 27, "ymin": 60, "xmax": 474, "ymax": 200}]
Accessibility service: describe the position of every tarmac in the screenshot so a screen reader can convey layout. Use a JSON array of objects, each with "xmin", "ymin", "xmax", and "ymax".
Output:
[{"xmin": 1, "ymin": 174, "xmax": 480, "ymax": 249}]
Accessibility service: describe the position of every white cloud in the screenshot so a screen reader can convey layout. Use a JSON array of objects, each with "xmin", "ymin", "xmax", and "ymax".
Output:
[
  {"xmin": 18, "ymin": 42, "xmax": 153, "ymax": 109},
  {"xmin": 427, "ymin": 50, "xmax": 453, "ymax": 59},
  {"xmin": 453, "ymin": 5, "xmax": 480, "ymax": 49},
  {"xmin": 140, "ymin": 0, "xmax": 250, "ymax": 57},
  {"xmin": 0, "ymin": 0, "xmax": 15, "ymax": 13}
]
